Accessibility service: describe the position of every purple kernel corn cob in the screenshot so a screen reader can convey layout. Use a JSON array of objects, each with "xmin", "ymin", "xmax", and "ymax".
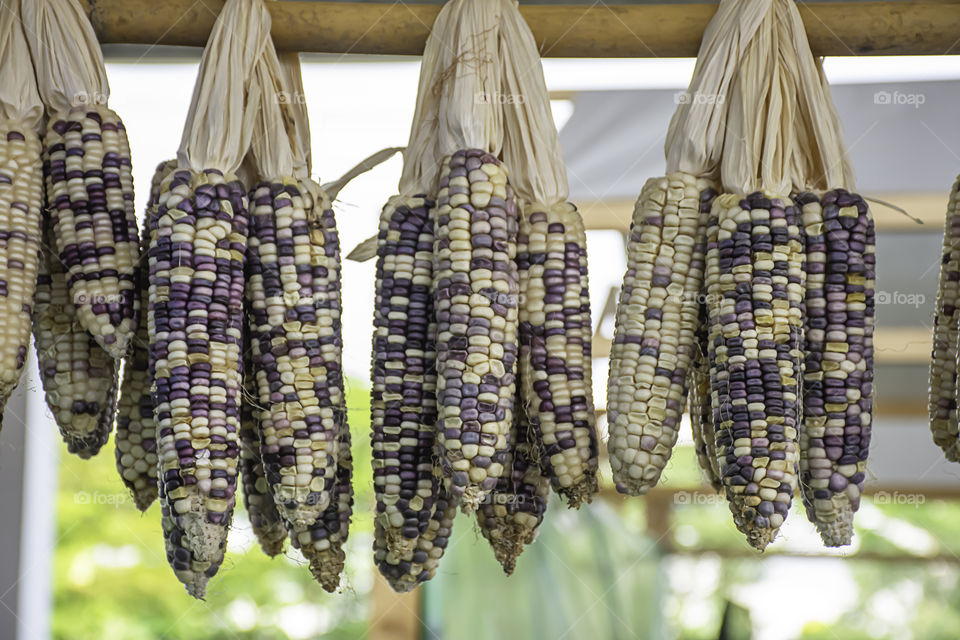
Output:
[
  {"xmin": 476, "ymin": 393, "xmax": 549, "ymax": 575},
  {"xmin": 114, "ymin": 161, "xmax": 175, "ymax": 510},
  {"xmin": 34, "ymin": 222, "xmax": 118, "ymax": 458},
  {"xmin": 43, "ymin": 104, "xmax": 139, "ymax": 358},
  {"xmin": 0, "ymin": 124, "xmax": 43, "ymax": 410},
  {"xmin": 150, "ymin": 168, "xmax": 246, "ymax": 597},
  {"xmin": 930, "ymin": 177, "xmax": 960, "ymax": 460},
  {"xmin": 516, "ymin": 202, "xmax": 598, "ymax": 507},
  {"xmin": 432, "ymin": 149, "xmax": 519, "ymax": 513},
  {"xmin": 371, "ymin": 195, "xmax": 439, "ymax": 555},
  {"xmin": 240, "ymin": 347, "xmax": 286, "ymax": 557},
  {"xmin": 607, "ymin": 173, "xmax": 714, "ymax": 495},
  {"xmin": 374, "ymin": 476, "xmax": 458, "ymax": 593},
  {"xmin": 245, "ymin": 179, "xmax": 343, "ymax": 527},
  {"xmin": 799, "ymin": 189, "xmax": 874, "ymax": 546},
  {"xmin": 288, "ymin": 424, "xmax": 353, "ymax": 592},
  {"xmin": 706, "ymin": 192, "xmax": 806, "ymax": 551}
]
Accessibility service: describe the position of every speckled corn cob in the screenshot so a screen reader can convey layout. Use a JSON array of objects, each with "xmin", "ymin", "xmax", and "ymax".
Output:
[
  {"xmin": 114, "ymin": 162, "xmax": 175, "ymax": 510},
  {"xmin": 240, "ymin": 348, "xmax": 286, "ymax": 557},
  {"xmin": 0, "ymin": 124, "xmax": 43, "ymax": 410},
  {"xmin": 44, "ymin": 104, "xmax": 139, "ymax": 358},
  {"xmin": 799, "ymin": 189, "xmax": 874, "ymax": 546},
  {"xmin": 150, "ymin": 169, "xmax": 246, "ymax": 597},
  {"xmin": 371, "ymin": 195, "xmax": 439, "ymax": 555},
  {"xmin": 433, "ymin": 149, "xmax": 519, "ymax": 512},
  {"xmin": 689, "ymin": 190, "xmax": 721, "ymax": 490},
  {"xmin": 516, "ymin": 202, "xmax": 597, "ymax": 506},
  {"xmin": 374, "ymin": 478, "xmax": 458, "ymax": 593},
  {"xmin": 288, "ymin": 424, "xmax": 353, "ymax": 592},
  {"xmin": 707, "ymin": 192, "xmax": 806, "ymax": 551},
  {"xmin": 476, "ymin": 398, "xmax": 549, "ymax": 575},
  {"xmin": 34, "ymin": 223, "xmax": 118, "ymax": 458},
  {"xmin": 930, "ymin": 177, "xmax": 960, "ymax": 460},
  {"xmin": 689, "ymin": 315, "xmax": 721, "ymax": 491},
  {"xmin": 607, "ymin": 173, "xmax": 714, "ymax": 495},
  {"xmin": 245, "ymin": 179, "xmax": 343, "ymax": 527}
]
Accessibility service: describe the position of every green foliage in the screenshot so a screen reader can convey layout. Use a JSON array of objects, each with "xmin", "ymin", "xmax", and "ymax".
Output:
[{"xmin": 52, "ymin": 382, "xmax": 374, "ymax": 640}]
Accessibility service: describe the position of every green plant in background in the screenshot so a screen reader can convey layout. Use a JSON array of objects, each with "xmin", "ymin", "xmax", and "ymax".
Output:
[{"xmin": 52, "ymin": 382, "xmax": 374, "ymax": 640}]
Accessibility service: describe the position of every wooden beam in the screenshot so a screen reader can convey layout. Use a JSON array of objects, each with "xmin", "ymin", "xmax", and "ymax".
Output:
[
  {"xmin": 578, "ymin": 192, "xmax": 948, "ymax": 232},
  {"xmin": 80, "ymin": 1, "xmax": 960, "ymax": 57},
  {"xmin": 369, "ymin": 574, "xmax": 422, "ymax": 640}
]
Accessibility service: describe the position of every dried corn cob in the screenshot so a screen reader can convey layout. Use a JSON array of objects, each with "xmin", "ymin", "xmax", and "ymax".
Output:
[
  {"xmin": 707, "ymin": 192, "xmax": 805, "ymax": 550},
  {"xmin": 476, "ymin": 399, "xmax": 549, "ymax": 575},
  {"xmin": 689, "ymin": 189, "xmax": 721, "ymax": 490},
  {"xmin": 44, "ymin": 104, "xmax": 139, "ymax": 358},
  {"xmin": 34, "ymin": 222, "xmax": 118, "ymax": 458},
  {"xmin": 433, "ymin": 149, "xmax": 519, "ymax": 512},
  {"xmin": 799, "ymin": 189, "xmax": 874, "ymax": 546},
  {"xmin": 114, "ymin": 162, "xmax": 176, "ymax": 510},
  {"xmin": 0, "ymin": 124, "xmax": 43, "ymax": 409},
  {"xmin": 690, "ymin": 315, "xmax": 721, "ymax": 491},
  {"xmin": 374, "ymin": 478, "xmax": 458, "ymax": 593},
  {"xmin": 516, "ymin": 202, "xmax": 597, "ymax": 506},
  {"xmin": 607, "ymin": 172, "xmax": 713, "ymax": 495},
  {"xmin": 288, "ymin": 424, "xmax": 353, "ymax": 592},
  {"xmin": 151, "ymin": 168, "xmax": 246, "ymax": 596},
  {"xmin": 930, "ymin": 177, "xmax": 960, "ymax": 461},
  {"xmin": 245, "ymin": 179, "xmax": 343, "ymax": 527},
  {"xmin": 371, "ymin": 195, "xmax": 440, "ymax": 555},
  {"xmin": 240, "ymin": 346, "xmax": 287, "ymax": 557}
]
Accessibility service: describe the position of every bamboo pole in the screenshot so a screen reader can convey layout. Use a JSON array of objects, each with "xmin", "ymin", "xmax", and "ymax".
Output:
[{"xmin": 81, "ymin": 0, "xmax": 960, "ymax": 57}]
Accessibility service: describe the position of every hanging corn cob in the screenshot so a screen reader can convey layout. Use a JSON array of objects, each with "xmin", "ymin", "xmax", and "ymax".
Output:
[
  {"xmin": 150, "ymin": 0, "xmax": 270, "ymax": 598},
  {"xmin": 929, "ymin": 180, "xmax": 960, "ymax": 460},
  {"xmin": 24, "ymin": 0, "xmax": 140, "ymax": 358},
  {"xmin": 607, "ymin": 173, "xmax": 715, "ymax": 494},
  {"xmin": 499, "ymin": 5, "xmax": 598, "ymax": 506},
  {"xmin": 34, "ymin": 222, "xmax": 119, "ymax": 458},
  {"xmin": 0, "ymin": 4, "xmax": 44, "ymax": 416},
  {"xmin": 370, "ymin": 195, "xmax": 440, "ymax": 555},
  {"xmin": 240, "ymin": 348, "xmax": 287, "ymax": 557},
  {"xmin": 706, "ymin": 192, "xmax": 806, "ymax": 550},
  {"xmin": 114, "ymin": 160, "xmax": 175, "ymax": 509},
  {"xmin": 433, "ymin": 149, "xmax": 519, "ymax": 512},
  {"xmin": 476, "ymin": 388, "xmax": 549, "ymax": 575},
  {"xmin": 782, "ymin": 1, "xmax": 874, "ymax": 546}
]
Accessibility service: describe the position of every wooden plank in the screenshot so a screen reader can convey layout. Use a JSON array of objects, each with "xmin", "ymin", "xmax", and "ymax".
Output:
[
  {"xmin": 80, "ymin": 1, "xmax": 960, "ymax": 57},
  {"xmin": 578, "ymin": 192, "xmax": 948, "ymax": 232},
  {"xmin": 369, "ymin": 574, "xmax": 421, "ymax": 640}
]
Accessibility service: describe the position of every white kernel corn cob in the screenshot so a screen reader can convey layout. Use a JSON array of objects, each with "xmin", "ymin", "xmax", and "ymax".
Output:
[
  {"xmin": 606, "ymin": 173, "xmax": 714, "ymax": 495},
  {"xmin": 0, "ymin": 123, "xmax": 43, "ymax": 411},
  {"xmin": 930, "ymin": 177, "xmax": 960, "ymax": 460}
]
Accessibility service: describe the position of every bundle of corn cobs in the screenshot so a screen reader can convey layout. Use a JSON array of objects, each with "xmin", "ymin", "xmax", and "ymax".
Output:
[
  {"xmin": 353, "ymin": 0, "xmax": 598, "ymax": 590},
  {"xmin": 607, "ymin": 0, "xmax": 875, "ymax": 550}
]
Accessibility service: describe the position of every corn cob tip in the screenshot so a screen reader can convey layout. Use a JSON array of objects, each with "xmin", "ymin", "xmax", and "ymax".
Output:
[
  {"xmin": 729, "ymin": 507, "xmax": 780, "ymax": 552},
  {"xmin": 256, "ymin": 524, "xmax": 288, "ymax": 558},
  {"xmin": 131, "ymin": 489, "xmax": 157, "ymax": 513},
  {"xmin": 810, "ymin": 500, "xmax": 855, "ymax": 547},
  {"xmin": 65, "ymin": 433, "xmax": 108, "ymax": 459},
  {"xmin": 458, "ymin": 486, "xmax": 484, "ymax": 515},
  {"xmin": 558, "ymin": 474, "xmax": 599, "ymax": 509},
  {"xmin": 485, "ymin": 523, "xmax": 532, "ymax": 576},
  {"xmin": 305, "ymin": 549, "xmax": 345, "ymax": 593},
  {"xmin": 182, "ymin": 576, "xmax": 211, "ymax": 601},
  {"xmin": 182, "ymin": 515, "xmax": 230, "ymax": 564},
  {"xmin": 613, "ymin": 479, "xmax": 653, "ymax": 497}
]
